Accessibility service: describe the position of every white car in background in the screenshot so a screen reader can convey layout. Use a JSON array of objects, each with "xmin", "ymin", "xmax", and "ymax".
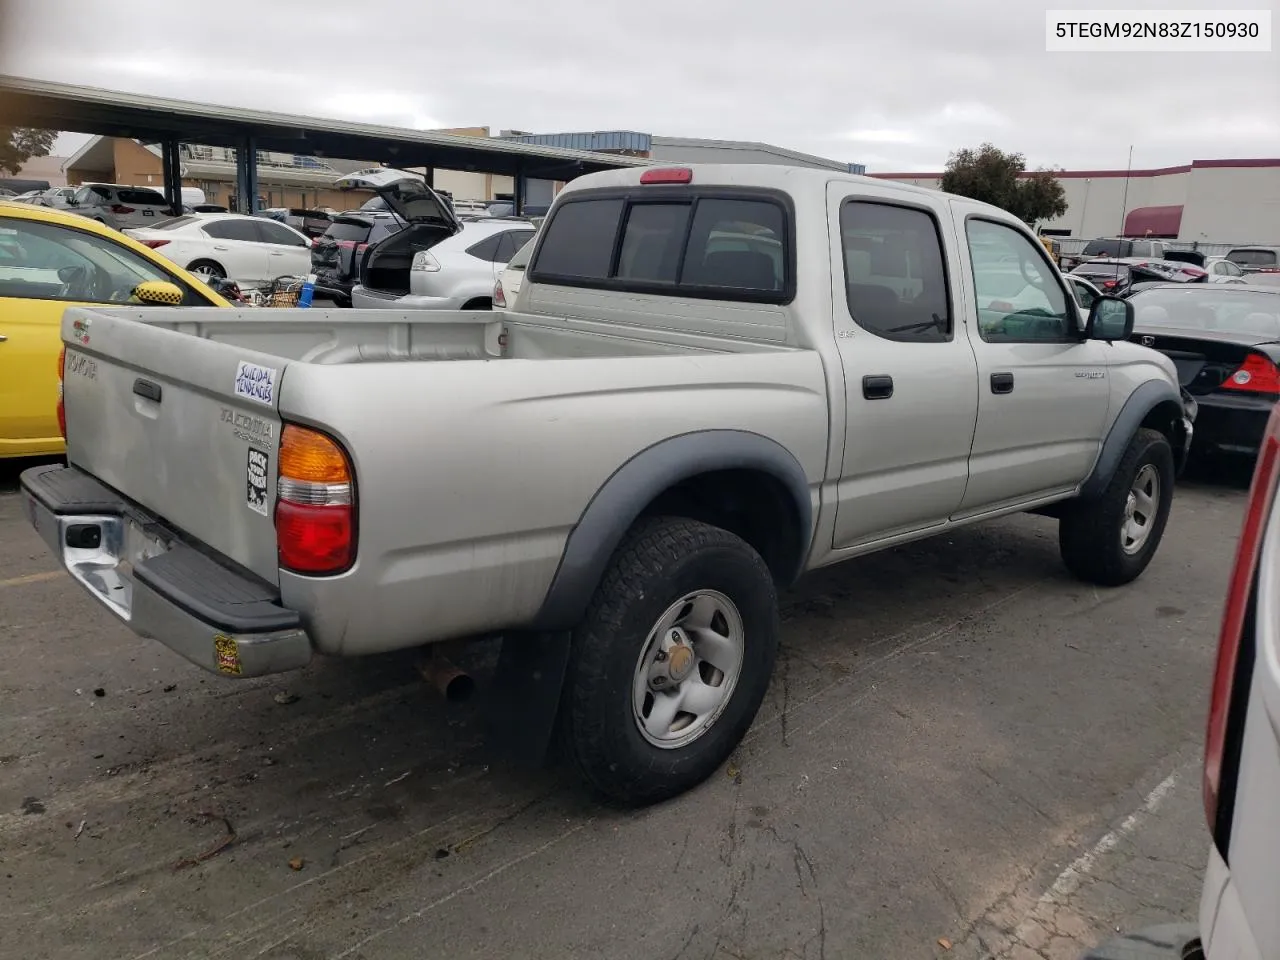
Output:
[
  {"xmin": 351, "ymin": 218, "xmax": 536, "ymax": 311},
  {"xmin": 65, "ymin": 183, "xmax": 173, "ymax": 230},
  {"xmin": 125, "ymin": 213, "xmax": 312, "ymax": 287},
  {"xmin": 493, "ymin": 234, "xmax": 535, "ymax": 310},
  {"xmin": 1205, "ymin": 257, "xmax": 1248, "ymax": 284}
]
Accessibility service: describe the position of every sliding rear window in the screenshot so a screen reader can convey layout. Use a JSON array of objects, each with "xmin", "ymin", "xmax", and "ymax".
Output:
[{"xmin": 529, "ymin": 189, "xmax": 793, "ymax": 303}]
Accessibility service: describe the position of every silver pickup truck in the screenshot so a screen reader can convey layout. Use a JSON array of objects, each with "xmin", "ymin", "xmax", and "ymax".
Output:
[{"xmin": 22, "ymin": 163, "xmax": 1193, "ymax": 805}]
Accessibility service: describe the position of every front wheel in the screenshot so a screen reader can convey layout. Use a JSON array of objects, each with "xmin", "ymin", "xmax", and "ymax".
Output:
[
  {"xmin": 559, "ymin": 516, "xmax": 779, "ymax": 806},
  {"xmin": 1059, "ymin": 428, "xmax": 1175, "ymax": 586}
]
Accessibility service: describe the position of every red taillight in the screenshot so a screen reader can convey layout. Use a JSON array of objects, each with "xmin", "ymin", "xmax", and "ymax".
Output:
[
  {"xmin": 274, "ymin": 424, "xmax": 356, "ymax": 575},
  {"xmin": 335, "ymin": 240, "xmax": 356, "ymax": 248},
  {"xmin": 141, "ymin": 239, "xmax": 170, "ymax": 249},
  {"xmin": 56, "ymin": 347, "xmax": 66, "ymax": 439},
  {"xmin": 110, "ymin": 204, "xmax": 135, "ymax": 214},
  {"xmin": 493, "ymin": 279, "xmax": 506, "ymax": 308},
  {"xmin": 1205, "ymin": 408, "xmax": 1280, "ymax": 837},
  {"xmin": 639, "ymin": 168, "xmax": 693, "ymax": 185},
  {"xmin": 1221, "ymin": 353, "xmax": 1280, "ymax": 394}
]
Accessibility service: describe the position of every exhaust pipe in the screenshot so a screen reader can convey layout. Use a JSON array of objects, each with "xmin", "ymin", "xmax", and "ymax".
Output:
[{"xmin": 418, "ymin": 654, "xmax": 476, "ymax": 703}]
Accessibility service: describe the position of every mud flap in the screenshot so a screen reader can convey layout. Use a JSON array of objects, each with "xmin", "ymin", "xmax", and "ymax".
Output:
[{"xmin": 482, "ymin": 631, "xmax": 572, "ymax": 768}]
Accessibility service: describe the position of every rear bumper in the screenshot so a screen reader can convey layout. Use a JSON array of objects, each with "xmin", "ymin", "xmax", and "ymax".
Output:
[
  {"xmin": 20, "ymin": 464, "xmax": 312, "ymax": 678},
  {"xmin": 348, "ymin": 285, "xmax": 462, "ymax": 310},
  {"xmin": 1191, "ymin": 393, "xmax": 1273, "ymax": 456}
]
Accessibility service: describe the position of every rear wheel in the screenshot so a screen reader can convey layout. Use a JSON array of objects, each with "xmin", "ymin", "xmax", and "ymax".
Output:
[
  {"xmin": 1059, "ymin": 428, "xmax": 1175, "ymax": 586},
  {"xmin": 187, "ymin": 259, "xmax": 225, "ymax": 281},
  {"xmin": 461, "ymin": 297, "xmax": 492, "ymax": 311},
  {"xmin": 559, "ymin": 516, "xmax": 779, "ymax": 806}
]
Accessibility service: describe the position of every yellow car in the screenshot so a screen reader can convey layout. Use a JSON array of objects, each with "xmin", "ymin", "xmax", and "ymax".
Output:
[{"xmin": 0, "ymin": 200, "xmax": 227, "ymax": 459}]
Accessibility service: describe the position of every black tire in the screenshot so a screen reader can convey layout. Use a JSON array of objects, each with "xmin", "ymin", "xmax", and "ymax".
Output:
[
  {"xmin": 559, "ymin": 516, "xmax": 779, "ymax": 806},
  {"xmin": 461, "ymin": 297, "xmax": 492, "ymax": 311},
  {"xmin": 187, "ymin": 259, "xmax": 226, "ymax": 280},
  {"xmin": 1059, "ymin": 428, "xmax": 1175, "ymax": 586}
]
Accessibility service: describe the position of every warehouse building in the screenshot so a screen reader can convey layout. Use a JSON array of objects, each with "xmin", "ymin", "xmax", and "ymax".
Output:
[
  {"xmin": 499, "ymin": 130, "xmax": 866, "ymax": 174},
  {"xmin": 872, "ymin": 157, "xmax": 1280, "ymax": 244}
]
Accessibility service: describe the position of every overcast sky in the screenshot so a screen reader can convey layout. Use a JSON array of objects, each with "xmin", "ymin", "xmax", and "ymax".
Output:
[{"xmin": 2, "ymin": 0, "xmax": 1277, "ymax": 173}]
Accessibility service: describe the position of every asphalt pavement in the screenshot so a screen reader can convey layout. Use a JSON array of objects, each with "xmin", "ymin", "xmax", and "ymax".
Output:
[{"xmin": 0, "ymin": 456, "xmax": 1252, "ymax": 960}]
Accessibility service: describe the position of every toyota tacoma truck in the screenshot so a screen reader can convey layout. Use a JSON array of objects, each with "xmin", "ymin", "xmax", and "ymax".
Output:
[{"xmin": 22, "ymin": 164, "xmax": 1194, "ymax": 805}]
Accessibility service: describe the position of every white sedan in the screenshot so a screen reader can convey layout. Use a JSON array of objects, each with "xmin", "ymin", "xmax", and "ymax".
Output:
[{"xmin": 125, "ymin": 213, "xmax": 312, "ymax": 288}]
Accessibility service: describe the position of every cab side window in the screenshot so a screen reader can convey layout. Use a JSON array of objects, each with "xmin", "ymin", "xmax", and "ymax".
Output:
[
  {"xmin": 966, "ymin": 219, "xmax": 1075, "ymax": 343},
  {"xmin": 841, "ymin": 201, "xmax": 951, "ymax": 342}
]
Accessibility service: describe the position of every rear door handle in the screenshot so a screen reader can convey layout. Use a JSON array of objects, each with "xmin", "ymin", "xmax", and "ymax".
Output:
[
  {"xmin": 0, "ymin": 334, "xmax": 7, "ymax": 342},
  {"xmin": 862, "ymin": 374, "xmax": 894, "ymax": 400},
  {"xmin": 991, "ymin": 372, "xmax": 1015, "ymax": 394},
  {"xmin": 133, "ymin": 378, "xmax": 162, "ymax": 402}
]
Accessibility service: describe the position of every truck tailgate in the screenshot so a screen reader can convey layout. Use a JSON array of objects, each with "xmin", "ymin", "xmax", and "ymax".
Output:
[{"xmin": 60, "ymin": 307, "xmax": 284, "ymax": 586}]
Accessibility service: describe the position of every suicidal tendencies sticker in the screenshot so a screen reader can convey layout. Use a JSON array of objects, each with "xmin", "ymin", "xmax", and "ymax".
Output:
[
  {"xmin": 246, "ymin": 447, "xmax": 270, "ymax": 516},
  {"xmin": 234, "ymin": 361, "xmax": 277, "ymax": 406}
]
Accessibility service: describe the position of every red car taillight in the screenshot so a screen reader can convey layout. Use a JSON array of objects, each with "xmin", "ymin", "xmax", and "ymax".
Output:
[
  {"xmin": 493, "ymin": 279, "xmax": 506, "ymax": 308},
  {"xmin": 1221, "ymin": 353, "xmax": 1280, "ymax": 395},
  {"xmin": 275, "ymin": 424, "xmax": 356, "ymax": 575},
  {"xmin": 110, "ymin": 204, "xmax": 135, "ymax": 214},
  {"xmin": 1204, "ymin": 406, "xmax": 1280, "ymax": 848},
  {"xmin": 141, "ymin": 239, "xmax": 170, "ymax": 249},
  {"xmin": 56, "ymin": 346, "xmax": 66, "ymax": 439}
]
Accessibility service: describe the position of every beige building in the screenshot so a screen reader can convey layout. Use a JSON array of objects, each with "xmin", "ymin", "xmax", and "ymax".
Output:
[
  {"xmin": 63, "ymin": 136, "xmax": 373, "ymax": 210},
  {"xmin": 871, "ymin": 158, "xmax": 1280, "ymax": 244}
]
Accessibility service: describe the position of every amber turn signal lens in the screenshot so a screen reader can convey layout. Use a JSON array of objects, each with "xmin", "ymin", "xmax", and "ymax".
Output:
[{"xmin": 279, "ymin": 424, "xmax": 351, "ymax": 484}]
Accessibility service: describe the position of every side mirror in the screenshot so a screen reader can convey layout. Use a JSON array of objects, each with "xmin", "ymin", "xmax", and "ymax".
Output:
[
  {"xmin": 131, "ymin": 280, "xmax": 185, "ymax": 306},
  {"xmin": 1086, "ymin": 295, "xmax": 1134, "ymax": 341}
]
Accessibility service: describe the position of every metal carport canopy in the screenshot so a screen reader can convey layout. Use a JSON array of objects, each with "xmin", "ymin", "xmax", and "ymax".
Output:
[{"xmin": 0, "ymin": 74, "xmax": 651, "ymax": 182}]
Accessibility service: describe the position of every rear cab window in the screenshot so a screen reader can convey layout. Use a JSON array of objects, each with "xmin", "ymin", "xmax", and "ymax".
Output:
[
  {"xmin": 324, "ymin": 220, "xmax": 373, "ymax": 243},
  {"xmin": 1082, "ymin": 239, "xmax": 1128, "ymax": 259},
  {"xmin": 118, "ymin": 189, "xmax": 167, "ymax": 206},
  {"xmin": 1228, "ymin": 248, "xmax": 1279, "ymax": 269},
  {"xmin": 529, "ymin": 189, "xmax": 792, "ymax": 303}
]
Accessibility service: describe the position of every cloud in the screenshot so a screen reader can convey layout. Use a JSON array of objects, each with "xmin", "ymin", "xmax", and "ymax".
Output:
[{"xmin": 1, "ymin": 0, "xmax": 1275, "ymax": 173}]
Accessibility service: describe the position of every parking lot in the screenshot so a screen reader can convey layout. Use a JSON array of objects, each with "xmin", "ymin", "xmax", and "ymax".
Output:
[{"xmin": 0, "ymin": 459, "xmax": 1248, "ymax": 960}]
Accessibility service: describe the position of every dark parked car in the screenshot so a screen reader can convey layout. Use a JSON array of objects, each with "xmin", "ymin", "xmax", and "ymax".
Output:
[
  {"xmin": 1127, "ymin": 284, "xmax": 1280, "ymax": 459},
  {"xmin": 310, "ymin": 212, "xmax": 407, "ymax": 305},
  {"xmin": 1072, "ymin": 257, "xmax": 1206, "ymax": 296}
]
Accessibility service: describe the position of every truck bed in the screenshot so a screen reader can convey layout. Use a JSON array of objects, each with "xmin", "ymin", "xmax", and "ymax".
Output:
[{"xmin": 57, "ymin": 304, "xmax": 826, "ymax": 653}]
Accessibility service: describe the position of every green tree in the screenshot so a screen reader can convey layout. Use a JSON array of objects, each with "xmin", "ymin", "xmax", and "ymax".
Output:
[
  {"xmin": 940, "ymin": 143, "xmax": 1067, "ymax": 226},
  {"xmin": 0, "ymin": 126, "xmax": 57, "ymax": 177}
]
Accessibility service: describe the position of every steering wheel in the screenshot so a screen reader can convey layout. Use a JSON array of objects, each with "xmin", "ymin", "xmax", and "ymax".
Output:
[{"xmin": 1019, "ymin": 256, "xmax": 1046, "ymax": 287}]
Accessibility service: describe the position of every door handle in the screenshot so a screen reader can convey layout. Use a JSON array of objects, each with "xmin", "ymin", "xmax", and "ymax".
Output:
[
  {"xmin": 213, "ymin": 245, "xmax": 230, "ymax": 251},
  {"xmin": 0, "ymin": 334, "xmax": 7, "ymax": 342},
  {"xmin": 132, "ymin": 378, "xmax": 162, "ymax": 402},
  {"xmin": 991, "ymin": 372, "xmax": 1015, "ymax": 394},
  {"xmin": 862, "ymin": 374, "xmax": 894, "ymax": 400}
]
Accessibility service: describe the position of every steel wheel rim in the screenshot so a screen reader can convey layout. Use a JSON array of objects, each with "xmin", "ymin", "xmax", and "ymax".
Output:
[
  {"xmin": 631, "ymin": 590, "xmax": 745, "ymax": 750},
  {"xmin": 1121, "ymin": 463, "xmax": 1161, "ymax": 555}
]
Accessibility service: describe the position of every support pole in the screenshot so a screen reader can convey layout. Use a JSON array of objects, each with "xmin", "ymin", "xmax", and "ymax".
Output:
[
  {"xmin": 235, "ymin": 136, "xmax": 260, "ymax": 214},
  {"xmin": 161, "ymin": 139, "xmax": 182, "ymax": 214},
  {"xmin": 513, "ymin": 161, "xmax": 526, "ymax": 217}
]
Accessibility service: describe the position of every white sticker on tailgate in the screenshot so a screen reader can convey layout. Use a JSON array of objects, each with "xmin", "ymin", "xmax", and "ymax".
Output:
[
  {"xmin": 246, "ymin": 448, "xmax": 270, "ymax": 516},
  {"xmin": 234, "ymin": 361, "xmax": 277, "ymax": 406}
]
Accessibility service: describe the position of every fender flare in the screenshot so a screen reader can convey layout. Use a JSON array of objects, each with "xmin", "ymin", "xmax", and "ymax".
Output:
[
  {"xmin": 530, "ymin": 429, "xmax": 814, "ymax": 631},
  {"xmin": 1078, "ymin": 379, "xmax": 1183, "ymax": 500}
]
